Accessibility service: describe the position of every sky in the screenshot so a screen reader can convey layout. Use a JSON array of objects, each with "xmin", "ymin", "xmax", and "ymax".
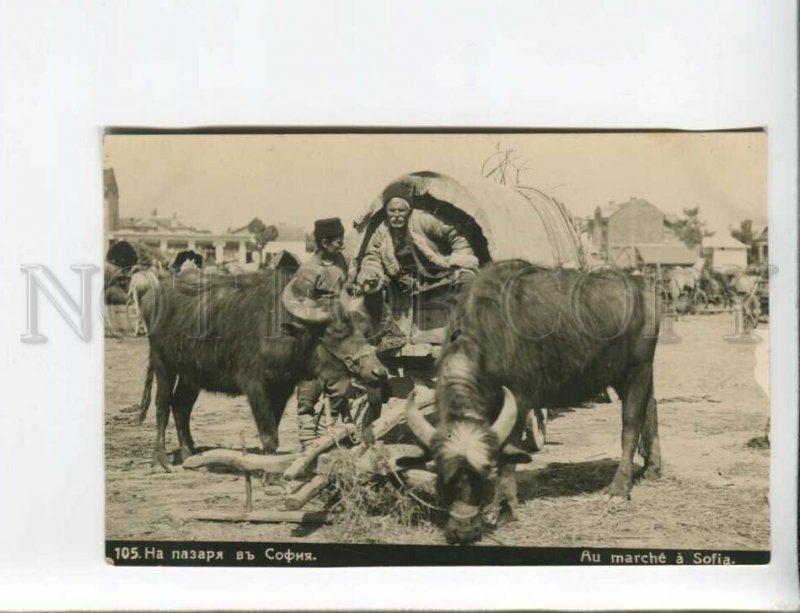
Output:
[{"xmin": 104, "ymin": 132, "xmax": 767, "ymax": 237}]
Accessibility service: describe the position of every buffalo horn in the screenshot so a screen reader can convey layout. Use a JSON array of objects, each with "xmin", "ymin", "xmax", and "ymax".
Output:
[
  {"xmin": 490, "ymin": 387, "xmax": 518, "ymax": 445},
  {"xmin": 404, "ymin": 391, "xmax": 435, "ymax": 448}
]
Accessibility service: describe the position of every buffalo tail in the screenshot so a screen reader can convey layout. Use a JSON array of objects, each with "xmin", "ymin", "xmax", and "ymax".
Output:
[{"xmin": 137, "ymin": 358, "xmax": 155, "ymax": 424}]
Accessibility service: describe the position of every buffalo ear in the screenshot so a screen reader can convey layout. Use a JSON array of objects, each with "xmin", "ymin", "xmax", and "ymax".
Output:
[
  {"xmin": 499, "ymin": 443, "xmax": 533, "ymax": 465},
  {"xmin": 280, "ymin": 322, "xmax": 306, "ymax": 337}
]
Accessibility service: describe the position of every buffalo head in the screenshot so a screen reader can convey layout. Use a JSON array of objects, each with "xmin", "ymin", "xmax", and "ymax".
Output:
[
  {"xmin": 405, "ymin": 387, "xmax": 531, "ymax": 544},
  {"xmin": 318, "ymin": 318, "xmax": 388, "ymax": 384},
  {"xmin": 281, "ymin": 297, "xmax": 388, "ymax": 387}
]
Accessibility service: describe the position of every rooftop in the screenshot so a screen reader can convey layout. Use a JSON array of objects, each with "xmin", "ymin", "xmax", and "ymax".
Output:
[
  {"xmin": 703, "ymin": 233, "xmax": 748, "ymax": 249},
  {"xmin": 632, "ymin": 242, "xmax": 699, "ymax": 265},
  {"xmin": 118, "ymin": 214, "xmax": 210, "ymax": 235}
]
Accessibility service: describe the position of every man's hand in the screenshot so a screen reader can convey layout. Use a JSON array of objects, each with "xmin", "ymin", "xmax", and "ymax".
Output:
[
  {"xmin": 397, "ymin": 274, "xmax": 417, "ymax": 293},
  {"xmin": 356, "ymin": 272, "xmax": 383, "ymax": 295}
]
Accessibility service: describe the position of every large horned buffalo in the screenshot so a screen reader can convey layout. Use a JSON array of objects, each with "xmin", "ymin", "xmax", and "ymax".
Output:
[
  {"xmin": 138, "ymin": 271, "xmax": 387, "ymax": 470},
  {"xmin": 405, "ymin": 260, "xmax": 662, "ymax": 543}
]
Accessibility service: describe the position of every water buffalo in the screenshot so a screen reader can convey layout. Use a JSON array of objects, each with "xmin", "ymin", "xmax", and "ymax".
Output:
[
  {"xmin": 405, "ymin": 260, "xmax": 662, "ymax": 543},
  {"xmin": 137, "ymin": 271, "xmax": 387, "ymax": 470}
]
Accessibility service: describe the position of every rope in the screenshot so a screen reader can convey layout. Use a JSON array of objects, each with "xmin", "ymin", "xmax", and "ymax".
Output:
[
  {"xmin": 377, "ymin": 444, "xmax": 448, "ymax": 514},
  {"xmin": 483, "ymin": 533, "xmax": 507, "ymax": 546}
]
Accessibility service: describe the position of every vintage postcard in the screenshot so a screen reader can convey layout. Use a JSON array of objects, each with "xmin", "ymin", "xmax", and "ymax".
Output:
[{"xmin": 103, "ymin": 131, "xmax": 769, "ymax": 567}]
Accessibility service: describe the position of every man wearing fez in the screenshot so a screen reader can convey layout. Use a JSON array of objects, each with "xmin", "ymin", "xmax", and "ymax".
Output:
[
  {"xmin": 355, "ymin": 189, "xmax": 479, "ymax": 294},
  {"xmin": 285, "ymin": 217, "xmax": 352, "ymax": 450}
]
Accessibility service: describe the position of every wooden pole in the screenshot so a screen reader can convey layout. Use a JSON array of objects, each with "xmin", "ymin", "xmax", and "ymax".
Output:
[
  {"xmin": 188, "ymin": 510, "xmax": 332, "ymax": 524},
  {"xmin": 284, "ymin": 479, "xmax": 308, "ymax": 495},
  {"xmin": 283, "ymin": 474, "xmax": 330, "ymax": 511},
  {"xmin": 244, "ymin": 473, "xmax": 253, "ymax": 513},
  {"xmin": 182, "ymin": 449, "xmax": 297, "ymax": 473}
]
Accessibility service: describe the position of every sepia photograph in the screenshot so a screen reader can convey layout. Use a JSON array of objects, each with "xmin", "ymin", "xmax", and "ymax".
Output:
[
  {"xmin": 2, "ymin": 1, "xmax": 796, "ymax": 609},
  {"xmin": 102, "ymin": 131, "xmax": 770, "ymax": 565}
]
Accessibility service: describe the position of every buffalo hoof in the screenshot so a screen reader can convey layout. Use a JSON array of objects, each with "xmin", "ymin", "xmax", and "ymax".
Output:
[
  {"xmin": 643, "ymin": 464, "xmax": 662, "ymax": 480},
  {"xmin": 482, "ymin": 506, "xmax": 501, "ymax": 528},
  {"xmin": 604, "ymin": 493, "xmax": 629, "ymax": 505},
  {"xmin": 603, "ymin": 482, "xmax": 631, "ymax": 502},
  {"xmin": 483, "ymin": 502, "xmax": 515, "ymax": 528},
  {"xmin": 151, "ymin": 449, "xmax": 172, "ymax": 473},
  {"xmin": 178, "ymin": 446, "xmax": 194, "ymax": 464}
]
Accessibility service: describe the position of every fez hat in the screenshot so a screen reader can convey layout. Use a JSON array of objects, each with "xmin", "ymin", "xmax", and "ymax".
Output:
[
  {"xmin": 313, "ymin": 217, "xmax": 345, "ymax": 241},
  {"xmin": 382, "ymin": 183, "xmax": 414, "ymax": 207}
]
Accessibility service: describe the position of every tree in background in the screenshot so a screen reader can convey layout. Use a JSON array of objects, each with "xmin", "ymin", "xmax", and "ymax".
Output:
[
  {"xmin": 482, "ymin": 144, "xmax": 531, "ymax": 186},
  {"xmin": 731, "ymin": 219, "xmax": 756, "ymax": 265},
  {"xmin": 247, "ymin": 218, "xmax": 279, "ymax": 252},
  {"xmin": 673, "ymin": 206, "xmax": 713, "ymax": 250},
  {"xmin": 731, "ymin": 218, "xmax": 754, "ymax": 245}
]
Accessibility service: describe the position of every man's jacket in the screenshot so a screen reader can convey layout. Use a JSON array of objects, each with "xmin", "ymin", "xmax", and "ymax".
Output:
[{"xmin": 356, "ymin": 209, "xmax": 478, "ymax": 284}]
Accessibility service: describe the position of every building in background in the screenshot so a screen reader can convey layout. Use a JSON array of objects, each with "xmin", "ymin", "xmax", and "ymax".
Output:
[
  {"xmin": 104, "ymin": 168, "xmax": 119, "ymax": 232},
  {"xmin": 270, "ymin": 223, "xmax": 312, "ymax": 260},
  {"xmin": 109, "ymin": 214, "xmax": 261, "ymax": 268},
  {"xmin": 104, "ymin": 166, "xmax": 261, "ymax": 268},
  {"xmin": 608, "ymin": 243, "xmax": 699, "ymax": 269},
  {"xmin": 752, "ymin": 226, "xmax": 769, "ymax": 266},
  {"xmin": 702, "ymin": 233, "xmax": 749, "ymax": 273},
  {"xmin": 262, "ymin": 240, "xmax": 309, "ymax": 259},
  {"xmin": 228, "ymin": 220, "xmax": 309, "ymax": 264},
  {"xmin": 583, "ymin": 197, "xmax": 696, "ymax": 268}
]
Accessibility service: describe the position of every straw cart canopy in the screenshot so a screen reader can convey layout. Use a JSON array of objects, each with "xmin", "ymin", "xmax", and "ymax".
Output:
[{"xmin": 351, "ymin": 171, "xmax": 586, "ymax": 271}]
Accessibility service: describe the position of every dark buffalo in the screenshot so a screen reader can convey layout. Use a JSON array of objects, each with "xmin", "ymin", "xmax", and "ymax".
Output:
[
  {"xmin": 138, "ymin": 271, "xmax": 387, "ymax": 470},
  {"xmin": 405, "ymin": 260, "xmax": 662, "ymax": 543}
]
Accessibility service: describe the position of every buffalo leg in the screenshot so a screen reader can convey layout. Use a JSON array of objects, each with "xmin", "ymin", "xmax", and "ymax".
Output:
[
  {"xmin": 638, "ymin": 395, "xmax": 662, "ymax": 479},
  {"xmin": 483, "ymin": 464, "xmax": 518, "ymax": 527},
  {"xmin": 171, "ymin": 379, "xmax": 200, "ymax": 463},
  {"xmin": 607, "ymin": 366, "xmax": 652, "ymax": 499},
  {"xmin": 245, "ymin": 382, "xmax": 291, "ymax": 454},
  {"xmin": 152, "ymin": 368, "xmax": 176, "ymax": 472},
  {"xmin": 269, "ymin": 384, "xmax": 296, "ymax": 432}
]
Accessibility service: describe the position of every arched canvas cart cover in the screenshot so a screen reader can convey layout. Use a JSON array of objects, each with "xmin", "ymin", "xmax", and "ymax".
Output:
[{"xmin": 351, "ymin": 171, "xmax": 586, "ymax": 271}]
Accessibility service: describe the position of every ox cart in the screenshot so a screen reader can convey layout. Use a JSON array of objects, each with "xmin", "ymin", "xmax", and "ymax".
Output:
[
  {"xmin": 345, "ymin": 172, "xmax": 587, "ymax": 451},
  {"xmin": 182, "ymin": 171, "xmax": 588, "ymax": 524},
  {"xmin": 703, "ymin": 266, "xmax": 769, "ymax": 329}
]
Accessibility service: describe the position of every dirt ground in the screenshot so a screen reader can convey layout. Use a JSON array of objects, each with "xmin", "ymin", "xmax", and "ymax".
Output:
[{"xmin": 105, "ymin": 312, "xmax": 770, "ymax": 549}]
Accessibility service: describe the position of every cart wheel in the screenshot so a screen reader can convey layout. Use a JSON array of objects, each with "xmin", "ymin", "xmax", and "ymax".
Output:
[{"xmin": 523, "ymin": 408, "xmax": 547, "ymax": 452}]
